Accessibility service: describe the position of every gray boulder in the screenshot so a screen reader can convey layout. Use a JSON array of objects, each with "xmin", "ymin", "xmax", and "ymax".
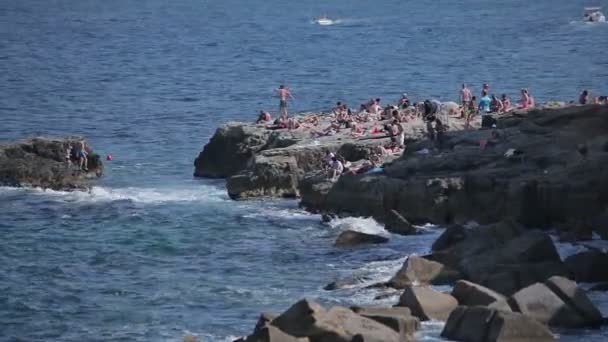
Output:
[
  {"xmin": 245, "ymin": 326, "xmax": 309, "ymax": 342},
  {"xmin": 0, "ymin": 137, "xmax": 103, "ymax": 190},
  {"xmin": 387, "ymin": 255, "xmax": 460, "ymax": 288},
  {"xmin": 509, "ymin": 276, "xmax": 602, "ymax": 328},
  {"xmin": 271, "ymin": 299, "xmax": 400, "ymax": 342},
  {"xmin": 397, "ymin": 285, "xmax": 458, "ymax": 321},
  {"xmin": 350, "ymin": 306, "xmax": 419, "ymax": 341},
  {"xmin": 384, "ymin": 210, "xmax": 418, "ymax": 235},
  {"xmin": 451, "ymin": 280, "xmax": 511, "ymax": 312},
  {"xmin": 564, "ymin": 250, "xmax": 608, "ymax": 282},
  {"xmin": 334, "ymin": 230, "xmax": 388, "ymax": 247},
  {"xmin": 441, "ymin": 306, "xmax": 555, "ymax": 342}
]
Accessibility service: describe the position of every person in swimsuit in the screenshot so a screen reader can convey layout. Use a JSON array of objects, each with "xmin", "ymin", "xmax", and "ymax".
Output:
[
  {"xmin": 78, "ymin": 141, "xmax": 88, "ymax": 171},
  {"xmin": 519, "ymin": 89, "xmax": 530, "ymax": 109},
  {"xmin": 277, "ymin": 85, "xmax": 294, "ymax": 118},
  {"xmin": 460, "ymin": 83, "xmax": 472, "ymax": 110},
  {"xmin": 490, "ymin": 94, "xmax": 504, "ymax": 113}
]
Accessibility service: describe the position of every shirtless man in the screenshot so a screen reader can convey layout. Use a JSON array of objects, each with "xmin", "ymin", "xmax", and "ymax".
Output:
[
  {"xmin": 460, "ymin": 84, "xmax": 472, "ymax": 110},
  {"xmin": 277, "ymin": 85, "xmax": 294, "ymax": 118}
]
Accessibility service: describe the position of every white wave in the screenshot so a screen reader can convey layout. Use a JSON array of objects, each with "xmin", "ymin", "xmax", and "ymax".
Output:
[
  {"xmin": 3, "ymin": 185, "xmax": 229, "ymax": 204},
  {"xmin": 327, "ymin": 216, "xmax": 388, "ymax": 236}
]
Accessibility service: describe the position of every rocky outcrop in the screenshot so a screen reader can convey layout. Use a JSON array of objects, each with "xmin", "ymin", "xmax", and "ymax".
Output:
[
  {"xmin": 441, "ymin": 306, "xmax": 555, "ymax": 342},
  {"xmin": 300, "ymin": 105, "xmax": 608, "ymax": 227},
  {"xmin": 334, "ymin": 230, "xmax": 388, "ymax": 247},
  {"xmin": 426, "ymin": 221, "xmax": 567, "ymax": 295},
  {"xmin": 0, "ymin": 137, "xmax": 103, "ymax": 190},
  {"xmin": 387, "ymin": 255, "xmax": 461, "ymax": 288},
  {"xmin": 397, "ymin": 285, "xmax": 459, "ymax": 321},
  {"xmin": 451, "ymin": 280, "xmax": 512, "ymax": 312},
  {"xmin": 564, "ymin": 250, "xmax": 608, "ymax": 282},
  {"xmin": 195, "ymin": 112, "xmax": 473, "ymax": 199},
  {"xmin": 509, "ymin": 276, "xmax": 603, "ymax": 328}
]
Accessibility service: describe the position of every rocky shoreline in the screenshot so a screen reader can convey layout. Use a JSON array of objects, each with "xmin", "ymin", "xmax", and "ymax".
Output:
[
  {"xmin": 195, "ymin": 104, "xmax": 608, "ymax": 341},
  {"xmin": 0, "ymin": 137, "xmax": 103, "ymax": 190}
]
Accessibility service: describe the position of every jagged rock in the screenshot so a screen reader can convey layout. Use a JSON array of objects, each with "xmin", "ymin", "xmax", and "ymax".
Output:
[
  {"xmin": 441, "ymin": 306, "xmax": 555, "ymax": 342},
  {"xmin": 245, "ymin": 326, "xmax": 309, "ymax": 342},
  {"xmin": 478, "ymin": 261, "xmax": 568, "ymax": 296},
  {"xmin": 300, "ymin": 105, "xmax": 608, "ymax": 227},
  {"xmin": 271, "ymin": 299, "xmax": 400, "ymax": 342},
  {"xmin": 0, "ymin": 137, "xmax": 103, "ymax": 190},
  {"xmin": 451, "ymin": 280, "xmax": 512, "ymax": 312},
  {"xmin": 253, "ymin": 313, "xmax": 276, "ymax": 334},
  {"xmin": 387, "ymin": 255, "xmax": 461, "ymax": 288},
  {"xmin": 509, "ymin": 276, "xmax": 602, "ymax": 328},
  {"xmin": 431, "ymin": 224, "xmax": 466, "ymax": 251},
  {"xmin": 350, "ymin": 306, "xmax": 419, "ymax": 341},
  {"xmin": 558, "ymin": 221, "xmax": 593, "ymax": 242},
  {"xmin": 397, "ymin": 285, "xmax": 458, "ymax": 321},
  {"xmin": 334, "ymin": 230, "xmax": 388, "ymax": 247},
  {"xmin": 384, "ymin": 210, "xmax": 418, "ymax": 235},
  {"xmin": 564, "ymin": 250, "xmax": 608, "ymax": 282}
]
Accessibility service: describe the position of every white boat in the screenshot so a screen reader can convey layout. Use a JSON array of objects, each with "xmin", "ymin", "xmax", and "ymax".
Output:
[
  {"xmin": 315, "ymin": 16, "xmax": 334, "ymax": 26},
  {"xmin": 584, "ymin": 7, "xmax": 606, "ymax": 22}
]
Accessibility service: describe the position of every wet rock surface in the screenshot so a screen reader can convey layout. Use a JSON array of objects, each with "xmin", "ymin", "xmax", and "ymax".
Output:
[{"xmin": 0, "ymin": 137, "xmax": 103, "ymax": 190}]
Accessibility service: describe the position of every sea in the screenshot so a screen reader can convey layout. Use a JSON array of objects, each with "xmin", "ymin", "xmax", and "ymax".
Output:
[{"xmin": 1, "ymin": 0, "xmax": 608, "ymax": 341}]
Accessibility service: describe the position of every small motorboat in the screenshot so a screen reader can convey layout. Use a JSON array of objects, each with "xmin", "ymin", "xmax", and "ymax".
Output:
[
  {"xmin": 315, "ymin": 15, "xmax": 334, "ymax": 26},
  {"xmin": 584, "ymin": 7, "xmax": 606, "ymax": 22}
]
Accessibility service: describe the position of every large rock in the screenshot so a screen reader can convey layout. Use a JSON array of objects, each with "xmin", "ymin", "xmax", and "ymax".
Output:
[
  {"xmin": 564, "ymin": 250, "xmax": 608, "ymax": 282},
  {"xmin": 0, "ymin": 137, "xmax": 103, "ymax": 190},
  {"xmin": 397, "ymin": 285, "xmax": 458, "ymax": 321},
  {"xmin": 451, "ymin": 280, "xmax": 511, "ymax": 312},
  {"xmin": 441, "ymin": 306, "xmax": 555, "ymax": 342},
  {"xmin": 350, "ymin": 306, "xmax": 419, "ymax": 341},
  {"xmin": 271, "ymin": 299, "xmax": 400, "ymax": 342},
  {"xmin": 300, "ymin": 105, "xmax": 608, "ymax": 227},
  {"xmin": 245, "ymin": 326, "xmax": 309, "ymax": 342},
  {"xmin": 478, "ymin": 261, "xmax": 568, "ymax": 296},
  {"xmin": 333, "ymin": 230, "xmax": 388, "ymax": 247},
  {"xmin": 509, "ymin": 276, "xmax": 603, "ymax": 328},
  {"xmin": 384, "ymin": 210, "xmax": 418, "ymax": 235},
  {"xmin": 387, "ymin": 255, "xmax": 460, "ymax": 288}
]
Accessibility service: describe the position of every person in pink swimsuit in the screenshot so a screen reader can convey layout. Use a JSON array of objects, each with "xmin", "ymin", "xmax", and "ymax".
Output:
[{"xmin": 519, "ymin": 89, "xmax": 530, "ymax": 109}]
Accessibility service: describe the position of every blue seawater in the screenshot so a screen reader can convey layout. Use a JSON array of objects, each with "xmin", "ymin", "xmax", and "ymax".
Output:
[{"xmin": 1, "ymin": 0, "xmax": 607, "ymax": 341}]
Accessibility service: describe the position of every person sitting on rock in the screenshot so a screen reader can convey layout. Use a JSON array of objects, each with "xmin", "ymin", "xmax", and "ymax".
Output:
[
  {"xmin": 399, "ymin": 93, "xmax": 410, "ymax": 109},
  {"xmin": 490, "ymin": 94, "xmax": 504, "ymax": 113},
  {"xmin": 78, "ymin": 141, "xmax": 88, "ymax": 171},
  {"xmin": 256, "ymin": 110, "xmax": 272, "ymax": 124},
  {"xmin": 329, "ymin": 156, "xmax": 344, "ymax": 181},
  {"xmin": 501, "ymin": 94, "xmax": 511, "ymax": 112}
]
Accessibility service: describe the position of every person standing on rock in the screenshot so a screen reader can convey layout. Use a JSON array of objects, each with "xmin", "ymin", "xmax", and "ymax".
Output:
[
  {"xmin": 277, "ymin": 84, "xmax": 294, "ymax": 118},
  {"xmin": 78, "ymin": 141, "xmax": 88, "ymax": 171},
  {"xmin": 460, "ymin": 84, "xmax": 472, "ymax": 110}
]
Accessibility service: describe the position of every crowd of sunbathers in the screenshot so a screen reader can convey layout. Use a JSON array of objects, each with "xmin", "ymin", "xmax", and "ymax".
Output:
[{"xmin": 255, "ymin": 84, "xmax": 607, "ymax": 181}]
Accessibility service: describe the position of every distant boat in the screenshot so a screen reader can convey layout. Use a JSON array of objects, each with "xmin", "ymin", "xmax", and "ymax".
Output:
[
  {"xmin": 584, "ymin": 7, "xmax": 606, "ymax": 22},
  {"xmin": 315, "ymin": 15, "xmax": 334, "ymax": 26}
]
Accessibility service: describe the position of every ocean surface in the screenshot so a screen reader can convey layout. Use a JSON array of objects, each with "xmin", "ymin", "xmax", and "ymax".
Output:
[{"xmin": 1, "ymin": 0, "xmax": 608, "ymax": 341}]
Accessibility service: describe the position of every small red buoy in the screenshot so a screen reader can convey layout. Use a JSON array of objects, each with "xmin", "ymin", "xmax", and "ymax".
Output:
[{"xmin": 106, "ymin": 154, "xmax": 113, "ymax": 161}]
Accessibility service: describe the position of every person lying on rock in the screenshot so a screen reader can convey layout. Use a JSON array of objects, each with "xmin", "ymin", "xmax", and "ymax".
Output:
[{"xmin": 78, "ymin": 141, "xmax": 88, "ymax": 171}]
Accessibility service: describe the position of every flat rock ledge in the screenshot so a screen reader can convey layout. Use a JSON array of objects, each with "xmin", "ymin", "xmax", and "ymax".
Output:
[
  {"xmin": 300, "ymin": 105, "xmax": 608, "ymax": 227},
  {"xmin": 0, "ymin": 137, "xmax": 103, "ymax": 190},
  {"xmin": 194, "ymin": 113, "xmax": 471, "ymax": 199}
]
